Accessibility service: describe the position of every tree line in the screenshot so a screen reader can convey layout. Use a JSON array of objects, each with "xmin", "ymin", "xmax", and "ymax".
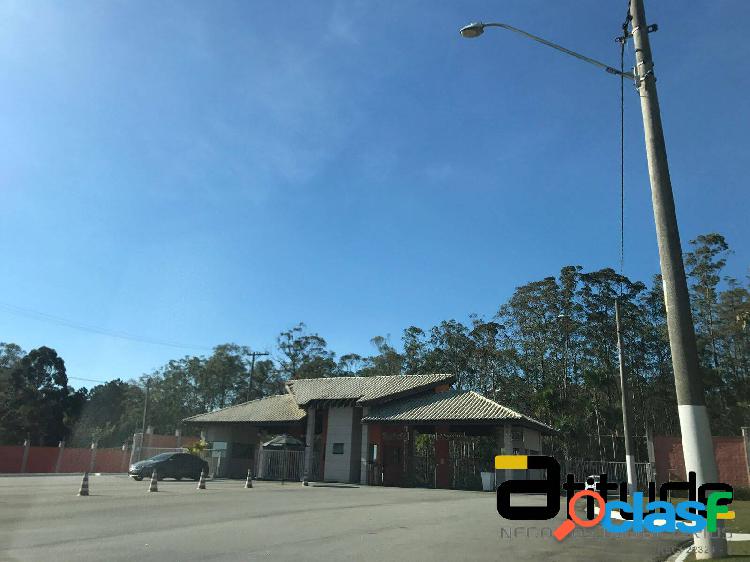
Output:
[{"xmin": 1, "ymin": 232, "xmax": 747, "ymax": 459}]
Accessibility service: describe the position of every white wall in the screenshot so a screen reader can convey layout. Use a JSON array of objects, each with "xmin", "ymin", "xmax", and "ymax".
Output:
[{"xmin": 325, "ymin": 407, "xmax": 354, "ymax": 482}]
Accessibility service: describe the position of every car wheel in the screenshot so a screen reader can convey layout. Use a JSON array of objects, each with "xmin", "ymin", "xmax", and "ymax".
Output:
[
  {"xmin": 175, "ymin": 476, "xmax": 182, "ymax": 481},
  {"xmin": 132, "ymin": 476, "xmax": 143, "ymax": 481}
]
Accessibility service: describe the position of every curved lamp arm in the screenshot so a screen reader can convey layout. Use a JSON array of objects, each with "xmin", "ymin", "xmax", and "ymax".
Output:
[{"xmin": 460, "ymin": 22, "xmax": 635, "ymax": 80}]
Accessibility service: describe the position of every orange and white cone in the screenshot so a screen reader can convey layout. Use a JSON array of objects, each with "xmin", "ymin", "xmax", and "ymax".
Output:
[
  {"xmin": 244, "ymin": 469, "xmax": 253, "ymax": 489},
  {"xmin": 77, "ymin": 472, "xmax": 90, "ymax": 496},
  {"xmin": 197, "ymin": 470, "xmax": 206, "ymax": 490},
  {"xmin": 148, "ymin": 469, "xmax": 159, "ymax": 492}
]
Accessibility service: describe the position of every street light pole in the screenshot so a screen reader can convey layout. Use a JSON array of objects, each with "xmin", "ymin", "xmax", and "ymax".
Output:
[
  {"xmin": 629, "ymin": 1, "xmax": 723, "ymax": 555},
  {"xmin": 461, "ymin": 1, "xmax": 725, "ymax": 556},
  {"xmin": 139, "ymin": 379, "xmax": 149, "ymax": 462},
  {"xmin": 614, "ymin": 299, "xmax": 636, "ymax": 495}
]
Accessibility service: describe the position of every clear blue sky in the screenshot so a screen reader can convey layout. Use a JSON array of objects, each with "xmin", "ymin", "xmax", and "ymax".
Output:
[{"xmin": 1, "ymin": 1, "xmax": 747, "ymax": 387}]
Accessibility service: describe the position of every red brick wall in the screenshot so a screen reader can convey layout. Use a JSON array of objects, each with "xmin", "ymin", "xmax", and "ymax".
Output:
[
  {"xmin": 144, "ymin": 434, "xmax": 200, "ymax": 448},
  {"xmin": 94, "ymin": 448, "xmax": 130, "ymax": 473},
  {"xmin": 0, "ymin": 445, "xmax": 131, "ymax": 473},
  {"xmin": 25, "ymin": 447, "xmax": 59, "ymax": 473},
  {"xmin": 59, "ymin": 448, "xmax": 93, "ymax": 472},
  {"xmin": 0, "ymin": 446, "xmax": 24, "ymax": 472},
  {"xmin": 654, "ymin": 435, "xmax": 749, "ymax": 487}
]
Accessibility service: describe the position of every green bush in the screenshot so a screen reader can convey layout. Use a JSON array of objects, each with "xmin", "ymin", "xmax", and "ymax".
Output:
[{"xmin": 185, "ymin": 440, "xmax": 208, "ymax": 455}]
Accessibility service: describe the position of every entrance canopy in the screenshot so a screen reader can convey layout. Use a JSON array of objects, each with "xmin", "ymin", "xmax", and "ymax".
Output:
[
  {"xmin": 362, "ymin": 390, "xmax": 554, "ymax": 434},
  {"xmin": 262, "ymin": 434, "xmax": 304, "ymax": 450}
]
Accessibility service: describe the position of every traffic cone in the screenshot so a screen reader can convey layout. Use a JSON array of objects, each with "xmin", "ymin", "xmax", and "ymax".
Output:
[
  {"xmin": 148, "ymin": 470, "xmax": 159, "ymax": 492},
  {"xmin": 244, "ymin": 469, "xmax": 253, "ymax": 489},
  {"xmin": 77, "ymin": 472, "xmax": 90, "ymax": 496},
  {"xmin": 197, "ymin": 470, "xmax": 206, "ymax": 490}
]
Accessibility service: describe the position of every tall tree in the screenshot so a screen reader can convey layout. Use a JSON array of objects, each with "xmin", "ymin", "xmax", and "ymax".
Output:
[
  {"xmin": 277, "ymin": 323, "xmax": 336, "ymax": 379},
  {"xmin": 0, "ymin": 347, "xmax": 82, "ymax": 445},
  {"xmin": 685, "ymin": 233, "xmax": 731, "ymax": 370}
]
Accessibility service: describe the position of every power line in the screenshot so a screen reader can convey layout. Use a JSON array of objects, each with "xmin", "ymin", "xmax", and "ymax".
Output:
[
  {"xmin": 616, "ymin": 5, "xmax": 632, "ymax": 295},
  {"xmin": 0, "ymin": 301, "xmax": 213, "ymax": 351},
  {"xmin": 67, "ymin": 376, "xmax": 111, "ymax": 384}
]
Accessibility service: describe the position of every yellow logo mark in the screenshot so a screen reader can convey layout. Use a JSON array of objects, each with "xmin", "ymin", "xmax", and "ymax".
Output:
[
  {"xmin": 494, "ymin": 455, "xmax": 528, "ymax": 470},
  {"xmin": 716, "ymin": 511, "xmax": 735, "ymax": 520}
]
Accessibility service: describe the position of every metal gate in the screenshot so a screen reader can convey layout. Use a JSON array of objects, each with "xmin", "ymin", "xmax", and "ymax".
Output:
[
  {"xmin": 413, "ymin": 433, "xmax": 495, "ymax": 490},
  {"xmin": 414, "ymin": 433, "xmax": 435, "ymax": 488},
  {"xmin": 450, "ymin": 436, "xmax": 490, "ymax": 491},
  {"xmin": 559, "ymin": 459, "xmax": 655, "ymax": 490},
  {"xmin": 255, "ymin": 450, "xmax": 321, "ymax": 481}
]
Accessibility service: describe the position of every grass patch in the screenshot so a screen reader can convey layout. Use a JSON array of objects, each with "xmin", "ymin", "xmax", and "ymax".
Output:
[
  {"xmin": 681, "ymin": 501, "xmax": 750, "ymax": 561},
  {"xmin": 727, "ymin": 500, "xmax": 750, "ymax": 534}
]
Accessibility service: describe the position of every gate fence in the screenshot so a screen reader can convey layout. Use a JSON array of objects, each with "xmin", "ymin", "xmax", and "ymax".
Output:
[
  {"xmin": 414, "ymin": 433, "xmax": 435, "ymax": 488},
  {"xmin": 559, "ymin": 459, "xmax": 655, "ymax": 491},
  {"xmin": 255, "ymin": 449, "xmax": 321, "ymax": 482},
  {"xmin": 413, "ymin": 434, "xmax": 495, "ymax": 491},
  {"xmin": 130, "ymin": 432, "xmax": 188, "ymax": 465},
  {"xmin": 450, "ymin": 437, "xmax": 493, "ymax": 491}
]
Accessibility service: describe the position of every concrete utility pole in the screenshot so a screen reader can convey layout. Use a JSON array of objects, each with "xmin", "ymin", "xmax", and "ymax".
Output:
[
  {"xmin": 247, "ymin": 351, "xmax": 270, "ymax": 402},
  {"xmin": 614, "ymin": 299, "xmax": 636, "ymax": 494},
  {"xmin": 140, "ymin": 380, "xmax": 149, "ymax": 437},
  {"xmin": 460, "ymin": 7, "xmax": 725, "ymax": 555},
  {"xmin": 139, "ymin": 380, "xmax": 149, "ymax": 461},
  {"xmin": 629, "ymin": 0, "xmax": 725, "ymax": 557}
]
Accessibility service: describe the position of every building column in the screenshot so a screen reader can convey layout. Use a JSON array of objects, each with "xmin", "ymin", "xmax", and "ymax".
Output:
[
  {"xmin": 503, "ymin": 424, "xmax": 513, "ymax": 482},
  {"xmin": 55, "ymin": 441, "xmax": 65, "ymax": 474},
  {"xmin": 89, "ymin": 441, "xmax": 98, "ymax": 473},
  {"xmin": 303, "ymin": 406, "xmax": 316, "ymax": 485},
  {"xmin": 742, "ymin": 427, "xmax": 750, "ymax": 487},
  {"xmin": 405, "ymin": 426, "xmax": 415, "ymax": 488},
  {"xmin": 20, "ymin": 439, "xmax": 30, "ymax": 473},
  {"xmin": 435, "ymin": 425, "xmax": 451, "ymax": 489},
  {"xmin": 121, "ymin": 443, "xmax": 129, "ymax": 473},
  {"xmin": 360, "ymin": 408, "xmax": 369, "ymax": 485}
]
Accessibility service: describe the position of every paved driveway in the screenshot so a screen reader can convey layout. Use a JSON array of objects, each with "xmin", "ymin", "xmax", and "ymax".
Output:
[{"xmin": 0, "ymin": 475, "xmax": 684, "ymax": 561}]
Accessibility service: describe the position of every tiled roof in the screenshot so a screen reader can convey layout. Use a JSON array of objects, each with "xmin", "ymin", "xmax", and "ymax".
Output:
[
  {"xmin": 361, "ymin": 390, "xmax": 554, "ymax": 432},
  {"xmin": 183, "ymin": 394, "xmax": 305, "ymax": 424},
  {"xmin": 286, "ymin": 374, "xmax": 455, "ymax": 406}
]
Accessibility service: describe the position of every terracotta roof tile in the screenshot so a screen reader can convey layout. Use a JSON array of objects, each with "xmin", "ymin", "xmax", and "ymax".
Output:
[
  {"xmin": 286, "ymin": 373, "xmax": 455, "ymax": 406},
  {"xmin": 361, "ymin": 390, "xmax": 554, "ymax": 432},
  {"xmin": 183, "ymin": 394, "xmax": 305, "ymax": 424}
]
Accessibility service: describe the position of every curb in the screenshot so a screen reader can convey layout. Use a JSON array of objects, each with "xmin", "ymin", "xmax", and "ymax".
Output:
[{"xmin": 0, "ymin": 472, "xmax": 126, "ymax": 477}]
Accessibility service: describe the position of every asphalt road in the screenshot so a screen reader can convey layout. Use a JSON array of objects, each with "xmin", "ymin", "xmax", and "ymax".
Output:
[{"xmin": 0, "ymin": 475, "xmax": 684, "ymax": 562}]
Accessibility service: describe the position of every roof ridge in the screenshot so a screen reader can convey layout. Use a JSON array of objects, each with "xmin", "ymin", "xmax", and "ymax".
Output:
[
  {"xmin": 469, "ymin": 391, "xmax": 522, "ymax": 418},
  {"xmin": 183, "ymin": 394, "xmax": 290, "ymax": 420},
  {"xmin": 468, "ymin": 391, "xmax": 554, "ymax": 430},
  {"xmin": 288, "ymin": 373, "xmax": 452, "ymax": 383}
]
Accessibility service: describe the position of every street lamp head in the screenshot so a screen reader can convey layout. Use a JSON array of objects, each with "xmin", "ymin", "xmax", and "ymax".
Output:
[{"xmin": 460, "ymin": 22, "xmax": 485, "ymax": 39}]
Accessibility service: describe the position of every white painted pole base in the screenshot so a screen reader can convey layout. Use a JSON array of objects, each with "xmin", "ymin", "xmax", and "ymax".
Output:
[
  {"xmin": 678, "ymin": 404, "xmax": 727, "ymax": 559},
  {"xmin": 625, "ymin": 453, "xmax": 637, "ymax": 495}
]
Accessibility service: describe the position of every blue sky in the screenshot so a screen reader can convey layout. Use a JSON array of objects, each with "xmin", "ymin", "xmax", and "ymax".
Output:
[{"xmin": 1, "ymin": 1, "xmax": 747, "ymax": 388}]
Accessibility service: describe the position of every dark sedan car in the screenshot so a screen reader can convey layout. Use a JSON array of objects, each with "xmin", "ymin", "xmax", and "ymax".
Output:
[{"xmin": 129, "ymin": 452, "xmax": 209, "ymax": 481}]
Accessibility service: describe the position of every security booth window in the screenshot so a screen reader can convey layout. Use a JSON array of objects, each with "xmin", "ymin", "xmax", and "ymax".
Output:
[{"xmin": 332, "ymin": 443, "xmax": 345, "ymax": 455}]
